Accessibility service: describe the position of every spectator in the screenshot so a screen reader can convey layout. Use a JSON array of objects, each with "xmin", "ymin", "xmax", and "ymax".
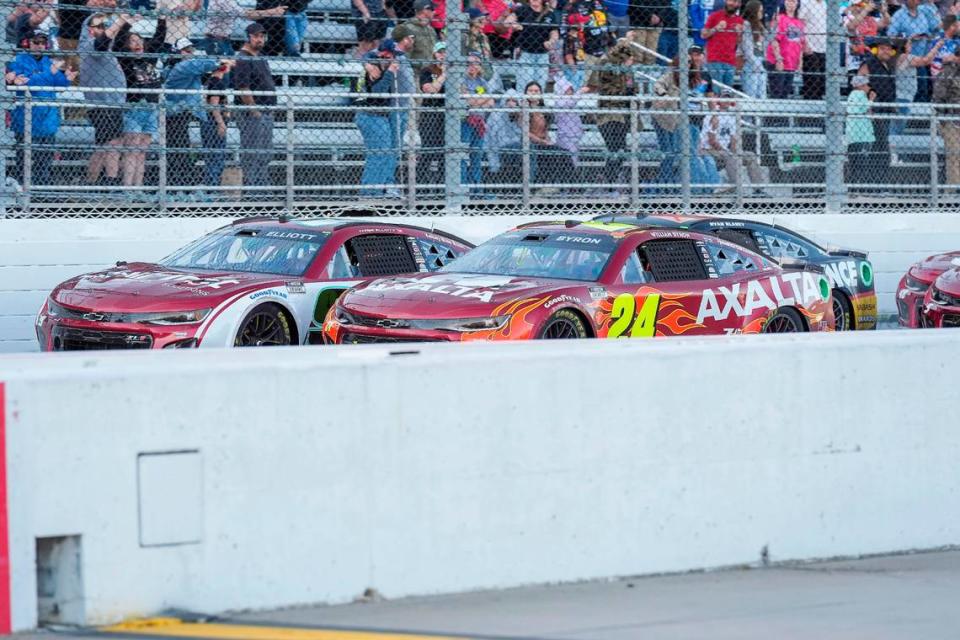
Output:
[
  {"xmin": 585, "ymin": 40, "xmax": 634, "ymax": 194},
  {"xmin": 431, "ymin": 0, "xmax": 445, "ymax": 31},
  {"xmin": 418, "ymin": 40, "xmax": 446, "ymax": 186},
  {"xmin": 400, "ymin": 0, "xmax": 437, "ymax": 68},
  {"xmin": 561, "ymin": 0, "xmax": 610, "ymax": 89},
  {"xmin": 933, "ymin": 57, "xmax": 960, "ymax": 187},
  {"xmin": 846, "ymin": 74, "xmax": 876, "ymax": 186},
  {"xmin": 116, "ymin": 17, "xmax": 167, "ymax": 189},
  {"xmin": 629, "ymin": 0, "xmax": 670, "ymax": 64},
  {"xmin": 200, "ymin": 59, "xmax": 232, "ymax": 189},
  {"xmin": 765, "ymin": 0, "xmax": 806, "ymax": 99},
  {"xmin": 284, "ymin": 0, "xmax": 309, "ymax": 56},
  {"xmin": 355, "ymin": 38, "xmax": 399, "ymax": 196},
  {"xmin": 513, "ymin": 0, "xmax": 559, "ymax": 95},
  {"xmin": 858, "ymin": 36, "xmax": 897, "ymax": 184},
  {"xmin": 701, "ymin": 0, "xmax": 743, "ymax": 89},
  {"xmin": 462, "ymin": 51, "xmax": 495, "ymax": 187},
  {"xmin": 887, "ymin": 0, "xmax": 940, "ymax": 101},
  {"xmin": 928, "ymin": 14, "xmax": 960, "ymax": 78},
  {"xmin": 79, "ymin": 11, "xmax": 127, "ymax": 187},
  {"xmin": 157, "ymin": 0, "xmax": 201, "ymax": 49},
  {"xmin": 892, "ymin": 35, "xmax": 933, "ymax": 134},
  {"xmin": 738, "ymin": 0, "xmax": 769, "ymax": 98},
  {"xmin": 465, "ymin": 7, "xmax": 493, "ymax": 61},
  {"xmin": 7, "ymin": 3, "xmax": 51, "ymax": 45},
  {"xmin": 845, "ymin": 0, "xmax": 890, "ymax": 91},
  {"xmin": 254, "ymin": 0, "xmax": 287, "ymax": 55},
  {"xmin": 479, "ymin": 0, "xmax": 519, "ymax": 59},
  {"xmin": 484, "ymin": 89, "xmax": 522, "ymax": 182},
  {"xmin": 234, "ymin": 22, "xmax": 278, "ymax": 190},
  {"xmin": 164, "ymin": 38, "xmax": 224, "ymax": 192},
  {"xmin": 202, "ymin": 0, "xmax": 286, "ymax": 55},
  {"xmin": 552, "ymin": 73, "xmax": 583, "ymax": 180},
  {"xmin": 5, "ymin": 28, "xmax": 74, "ymax": 186},
  {"xmin": 798, "ymin": 0, "xmax": 827, "ymax": 99},
  {"xmin": 390, "ymin": 25, "xmax": 416, "ymax": 166},
  {"xmin": 353, "ymin": 0, "xmax": 393, "ymax": 56},
  {"xmin": 524, "ymin": 80, "xmax": 574, "ymax": 188},
  {"xmin": 700, "ymin": 91, "xmax": 768, "ymax": 191}
]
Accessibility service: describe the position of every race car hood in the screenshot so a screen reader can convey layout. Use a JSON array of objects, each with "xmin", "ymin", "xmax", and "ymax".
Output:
[
  {"xmin": 909, "ymin": 252, "xmax": 960, "ymax": 283},
  {"xmin": 934, "ymin": 267, "xmax": 960, "ymax": 297},
  {"xmin": 52, "ymin": 262, "xmax": 288, "ymax": 313},
  {"xmin": 342, "ymin": 272, "xmax": 577, "ymax": 318}
]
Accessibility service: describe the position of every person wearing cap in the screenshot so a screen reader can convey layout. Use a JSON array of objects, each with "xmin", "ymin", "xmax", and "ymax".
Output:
[
  {"xmin": 202, "ymin": 0, "xmax": 287, "ymax": 56},
  {"xmin": 355, "ymin": 38, "xmax": 401, "ymax": 195},
  {"xmin": 888, "ymin": 0, "xmax": 940, "ymax": 101},
  {"xmin": 234, "ymin": 22, "xmax": 278, "ymax": 191},
  {"xmin": 465, "ymin": 7, "xmax": 494, "ymax": 62},
  {"xmin": 846, "ymin": 74, "xmax": 876, "ymax": 187},
  {"xmin": 858, "ymin": 36, "xmax": 896, "ymax": 183},
  {"xmin": 399, "ymin": 0, "xmax": 437, "ymax": 67},
  {"xmin": 561, "ymin": 0, "xmax": 611, "ymax": 89},
  {"xmin": 5, "ymin": 28, "xmax": 74, "ymax": 186},
  {"xmin": 164, "ymin": 40, "xmax": 234, "ymax": 192},
  {"xmin": 844, "ymin": 0, "xmax": 890, "ymax": 90},
  {"xmin": 513, "ymin": 0, "xmax": 560, "ymax": 97},
  {"xmin": 699, "ymin": 90, "xmax": 768, "ymax": 192},
  {"xmin": 419, "ymin": 40, "xmax": 446, "ymax": 186}
]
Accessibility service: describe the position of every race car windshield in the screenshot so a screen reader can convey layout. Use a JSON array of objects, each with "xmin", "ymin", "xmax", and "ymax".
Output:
[
  {"xmin": 161, "ymin": 230, "xmax": 329, "ymax": 276},
  {"xmin": 440, "ymin": 232, "xmax": 616, "ymax": 281}
]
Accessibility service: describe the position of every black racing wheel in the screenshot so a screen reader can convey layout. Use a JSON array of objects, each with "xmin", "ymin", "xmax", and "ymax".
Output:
[
  {"xmin": 832, "ymin": 290, "xmax": 853, "ymax": 331},
  {"xmin": 538, "ymin": 309, "xmax": 589, "ymax": 339},
  {"xmin": 763, "ymin": 307, "xmax": 805, "ymax": 333},
  {"xmin": 235, "ymin": 304, "xmax": 294, "ymax": 347}
]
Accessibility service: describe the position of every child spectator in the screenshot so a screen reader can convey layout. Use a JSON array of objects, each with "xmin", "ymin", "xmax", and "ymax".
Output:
[
  {"xmin": 765, "ymin": 0, "xmax": 806, "ymax": 99},
  {"xmin": 846, "ymin": 74, "xmax": 876, "ymax": 186}
]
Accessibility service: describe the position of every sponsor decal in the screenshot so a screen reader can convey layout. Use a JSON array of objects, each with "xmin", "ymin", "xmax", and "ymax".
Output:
[
  {"xmin": 286, "ymin": 281, "xmax": 306, "ymax": 294},
  {"xmin": 554, "ymin": 235, "xmax": 602, "ymax": 245},
  {"xmin": 696, "ymin": 273, "xmax": 826, "ymax": 324},
  {"xmin": 608, "ymin": 293, "xmax": 660, "ymax": 338},
  {"xmin": 860, "ymin": 261, "xmax": 874, "ymax": 287},
  {"xmin": 250, "ymin": 289, "xmax": 289, "ymax": 300},
  {"xmin": 705, "ymin": 220, "xmax": 747, "ymax": 228},
  {"xmin": 649, "ymin": 230, "xmax": 693, "ymax": 239},
  {"xmin": 408, "ymin": 237, "xmax": 428, "ymax": 272},
  {"xmin": 94, "ymin": 269, "xmax": 242, "ymax": 289},
  {"xmin": 366, "ymin": 275, "xmax": 520, "ymax": 303},
  {"xmin": 823, "ymin": 259, "xmax": 863, "ymax": 291},
  {"xmin": 545, "ymin": 294, "xmax": 582, "ymax": 309},
  {"xmin": 264, "ymin": 230, "xmax": 323, "ymax": 242},
  {"xmin": 589, "ymin": 286, "xmax": 607, "ymax": 300}
]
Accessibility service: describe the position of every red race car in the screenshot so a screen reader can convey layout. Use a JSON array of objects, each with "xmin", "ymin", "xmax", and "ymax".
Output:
[
  {"xmin": 37, "ymin": 218, "xmax": 473, "ymax": 350},
  {"xmin": 919, "ymin": 266, "xmax": 960, "ymax": 328},
  {"xmin": 323, "ymin": 220, "xmax": 835, "ymax": 344},
  {"xmin": 896, "ymin": 252, "xmax": 960, "ymax": 328}
]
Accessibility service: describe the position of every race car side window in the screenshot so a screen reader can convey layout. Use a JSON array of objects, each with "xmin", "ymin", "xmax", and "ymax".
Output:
[
  {"xmin": 346, "ymin": 234, "xmax": 419, "ymax": 276},
  {"xmin": 752, "ymin": 228, "xmax": 821, "ymax": 260},
  {"xmin": 619, "ymin": 251, "xmax": 649, "ymax": 284},
  {"xmin": 638, "ymin": 240, "xmax": 709, "ymax": 282},
  {"xmin": 326, "ymin": 245, "xmax": 360, "ymax": 279},
  {"xmin": 417, "ymin": 238, "xmax": 464, "ymax": 271},
  {"xmin": 705, "ymin": 243, "xmax": 760, "ymax": 276},
  {"xmin": 711, "ymin": 228, "xmax": 762, "ymax": 253}
]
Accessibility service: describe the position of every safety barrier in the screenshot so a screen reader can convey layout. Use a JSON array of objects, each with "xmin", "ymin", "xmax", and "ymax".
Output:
[
  {"xmin": 1, "ymin": 329, "xmax": 959, "ymax": 630},
  {"xmin": 3, "ymin": 212, "xmax": 960, "ymax": 351}
]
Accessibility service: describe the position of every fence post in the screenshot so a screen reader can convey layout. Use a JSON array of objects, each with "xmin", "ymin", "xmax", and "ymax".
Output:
[
  {"xmin": 521, "ymin": 99, "xmax": 531, "ymax": 209},
  {"xmin": 158, "ymin": 94, "xmax": 167, "ymax": 212},
  {"xmin": 930, "ymin": 108, "xmax": 940, "ymax": 209},
  {"xmin": 735, "ymin": 99, "xmax": 744, "ymax": 208},
  {"xmin": 286, "ymin": 95, "xmax": 295, "ymax": 212},
  {"xmin": 824, "ymin": 0, "xmax": 846, "ymax": 214},
  {"xmin": 406, "ymin": 104, "xmax": 417, "ymax": 211},
  {"xmin": 630, "ymin": 98, "xmax": 639, "ymax": 206},
  {"xmin": 23, "ymin": 89, "xmax": 32, "ymax": 213},
  {"xmin": 444, "ymin": 7, "xmax": 467, "ymax": 213},
  {"xmin": 678, "ymin": 0, "xmax": 691, "ymax": 210}
]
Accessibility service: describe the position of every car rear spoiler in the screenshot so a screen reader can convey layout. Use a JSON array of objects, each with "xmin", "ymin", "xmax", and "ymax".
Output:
[
  {"xmin": 826, "ymin": 246, "xmax": 869, "ymax": 259},
  {"xmin": 778, "ymin": 258, "xmax": 825, "ymax": 274}
]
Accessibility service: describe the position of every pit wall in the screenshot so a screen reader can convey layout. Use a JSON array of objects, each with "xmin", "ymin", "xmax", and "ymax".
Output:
[
  {"xmin": 1, "ymin": 331, "xmax": 959, "ymax": 631},
  {"xmin": 2, "ymin": 213, "xmax": 959, "ymax": 351}
]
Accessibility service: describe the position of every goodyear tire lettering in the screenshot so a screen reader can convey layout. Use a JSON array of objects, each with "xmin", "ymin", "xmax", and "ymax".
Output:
[{"xmin": 608, "ymin": 293, "xmax": 661, "ymax": 338}]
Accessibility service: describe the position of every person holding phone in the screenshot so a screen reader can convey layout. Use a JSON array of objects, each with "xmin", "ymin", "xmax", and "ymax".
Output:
[
  {"xmin": 701, "ymin": 0, "xmax": 743, "ymax": 89},
  {"xmin": 887, "ymin": 0, "xmax": 940, "ymax": 100},
  {"xmin": 355, "ymin": 38, "xmax": 401, "ymax": 196}
]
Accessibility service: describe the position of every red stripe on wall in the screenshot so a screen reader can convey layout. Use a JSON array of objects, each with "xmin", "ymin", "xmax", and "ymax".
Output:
[{"xmin": 0, "ymin": 382, "xmax": 11, "ymax": 634}]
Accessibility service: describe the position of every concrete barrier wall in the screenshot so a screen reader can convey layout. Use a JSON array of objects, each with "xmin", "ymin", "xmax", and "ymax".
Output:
[
  {"xmin": 2, "ymin": 331, "xmax": 959, "ymax": 630},
  {"xmin": 2, "ymin": 213, "xmax": 960, "ymax": 351}
]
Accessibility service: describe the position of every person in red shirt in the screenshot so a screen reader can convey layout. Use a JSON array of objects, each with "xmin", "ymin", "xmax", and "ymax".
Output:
[
  {"xmin": 701, "ymin": 0, "xmax": 743, "ymax": 89},
  {"xmin": 481, "ymin": 0, "xmax": 519, "ymax": 58}
]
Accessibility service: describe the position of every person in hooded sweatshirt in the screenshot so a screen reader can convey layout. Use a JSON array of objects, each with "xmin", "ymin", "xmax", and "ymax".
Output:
[{"xmin": 5, "ymin": 29, "xmax": 75, "ymax": 185}]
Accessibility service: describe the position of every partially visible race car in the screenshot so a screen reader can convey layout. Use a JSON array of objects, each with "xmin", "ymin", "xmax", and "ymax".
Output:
[
  {"xmin": 322, "ymin": 220, "xmax": 835, "ymax": 344},
  {"xmin": 896, "ymin": 252, "xmax": 960, "ymax": 328},
  {"xmin": 37, "ymin": 218, "xmax": 473, "ymax": 350},
  {"xmin": 918, "ymin": 264, "xmax": 960, "ymax": 328},
  {"xmin": 592, "ymin": 213, "xmax": 877, "ymax": 331}
]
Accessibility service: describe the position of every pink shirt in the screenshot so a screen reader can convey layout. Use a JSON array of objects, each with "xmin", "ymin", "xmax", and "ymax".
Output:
[{"xmin": 766, "ymin": 14, "xmax": 806, "ymax": 71}]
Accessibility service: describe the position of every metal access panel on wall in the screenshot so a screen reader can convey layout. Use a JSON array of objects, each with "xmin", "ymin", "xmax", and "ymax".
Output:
[{"xmin": 137, "ymin": 450, "xmax": 203, "ymax": 547}]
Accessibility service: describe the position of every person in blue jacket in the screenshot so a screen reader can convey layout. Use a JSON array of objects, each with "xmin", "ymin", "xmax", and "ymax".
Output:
[{"xmin": 5, "ymin": 29, "xmax": 75, "ymax": 186}]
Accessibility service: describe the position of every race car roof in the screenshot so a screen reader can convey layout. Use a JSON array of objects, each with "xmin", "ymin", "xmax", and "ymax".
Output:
[{"xmin": 227, "ymin": 217, "xmax": 474, "ymax": 247}]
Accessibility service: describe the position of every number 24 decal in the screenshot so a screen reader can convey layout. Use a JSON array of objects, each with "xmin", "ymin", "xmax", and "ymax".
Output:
[{"xmin": 608, "ymin": 293, "xmax": 661, "ymax": 338}]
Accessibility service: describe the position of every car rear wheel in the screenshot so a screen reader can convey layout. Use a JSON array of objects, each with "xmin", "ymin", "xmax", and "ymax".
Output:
[
  {"xmin": 235, "ymin": 304, "xmax": 293, "ymax": 347},
  {"xmin": 763, "ymin": 307, "xmax": 805, "ymax": 334},
  {"xmin": 833, "ymin": 290, "xmax": 853, "ymax": 331},
  {"xmin": 538, "ymin": 309, "xmax": 589, "ymax": 339}
]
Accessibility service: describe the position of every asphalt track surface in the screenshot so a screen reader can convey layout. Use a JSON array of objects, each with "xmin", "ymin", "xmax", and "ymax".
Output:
[{"xmin": 19, "ymin": 549, "xmax": 960, "ymax": 640}]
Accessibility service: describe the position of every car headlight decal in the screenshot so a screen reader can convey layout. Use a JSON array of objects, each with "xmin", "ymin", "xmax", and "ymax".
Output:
[
  {"xmin": 905, "ymin": 273, "xmax": 930, "ymax": 292},
  {"xmin": 133, "ymin": 309, "xmax": 212, "ymax": 325}
]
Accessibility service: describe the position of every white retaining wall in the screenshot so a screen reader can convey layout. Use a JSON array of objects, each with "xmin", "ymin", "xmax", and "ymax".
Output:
[
  {"xmin": 2, "ymin": 331, "xmax": 960, "ymax": 630},
  {"xmin": 2, "ymin": 213, "xmax": 960, "ymax": 351}
]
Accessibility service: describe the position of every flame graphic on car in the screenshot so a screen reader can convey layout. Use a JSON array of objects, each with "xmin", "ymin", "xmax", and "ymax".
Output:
[
  {"xmin": 460, "ymin": 296, "xmax": 551, "ymax": 342},
  {"xmin": 595, "ymin": 286, "xmax": 705, "ymax": 336}
]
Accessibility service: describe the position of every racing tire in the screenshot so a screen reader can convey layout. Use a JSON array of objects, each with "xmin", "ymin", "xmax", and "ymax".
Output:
[
  {"xmin": 538, "ymin": 309, "xmax": 589, "ymax": 340},
  {"xmin": 234, "ymin": 304, "xmax": 294, "ymax": 347},
  {"xmin": 763, "ymin": 307, "xmax": 805, "ymax": 334},
  {"xmin": 832, "ymin": 290, "xmax": 853, "ymax": 331}
]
